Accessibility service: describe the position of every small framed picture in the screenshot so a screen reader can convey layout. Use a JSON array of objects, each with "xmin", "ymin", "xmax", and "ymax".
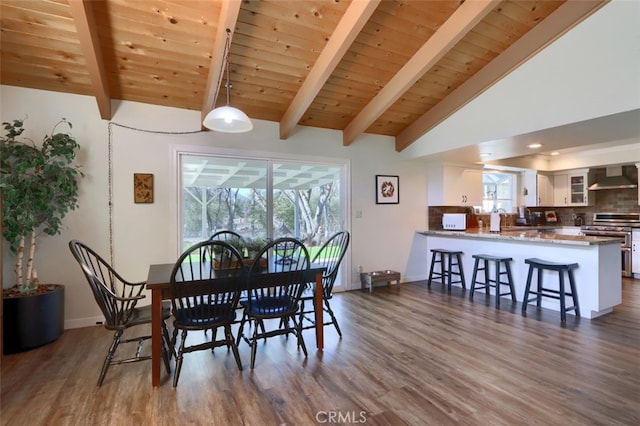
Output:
[
  {"xmin": 134, "ymin": 173, "xmax": 154, "ymax": 203},
  {"xmin": 545, "ymin": 210, "xmax": 557, "ymax": 223},
  {"xmin": 375, "ymin": 175, "xmax": 399, "ymax": 204}
]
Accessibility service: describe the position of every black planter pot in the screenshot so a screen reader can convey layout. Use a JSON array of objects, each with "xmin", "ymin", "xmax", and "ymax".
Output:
[{"xmin": 3, "ymin": 285, "xmax": 65, "ymax": 354}]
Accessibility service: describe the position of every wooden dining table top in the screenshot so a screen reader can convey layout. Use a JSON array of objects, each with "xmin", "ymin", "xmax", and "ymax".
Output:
[{"xmin": 147, "ymin": 262, "xmax": 326, "ymax": 289}]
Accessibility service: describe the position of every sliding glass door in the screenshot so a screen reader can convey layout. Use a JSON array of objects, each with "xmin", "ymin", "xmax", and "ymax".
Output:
[
  {"xmin": 179, "ymin": 153, "xmax": 349, "ymax": 290},
  {"xmin": 180, "ymin": 155, "xmax": 268, "ymax": 250},
  {"xmin": 271, "ymin": 161, "xmax": 343, "ymax": 241}
]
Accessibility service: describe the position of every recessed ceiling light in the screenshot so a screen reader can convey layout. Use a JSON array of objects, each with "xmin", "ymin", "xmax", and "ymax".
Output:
[
  {"xmin": 479, "ymin": 152, "xmax": 491, "ymax": 157},
  {"xmin": 550, "ymin": 151, "xmax": 560, "ymax": 156},
  {"xmin": 527, "ymin": 143, "xmax": 542, "ymax": 149}
]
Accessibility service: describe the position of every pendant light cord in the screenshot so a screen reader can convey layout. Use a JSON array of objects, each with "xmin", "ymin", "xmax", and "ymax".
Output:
[{"xmin": 223, "ymin": 28, "xmax": 231, "ymax": 106}]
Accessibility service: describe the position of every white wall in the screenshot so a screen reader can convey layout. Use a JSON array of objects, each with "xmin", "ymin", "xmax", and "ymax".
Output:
[{"xmin": 1, "ymin": 86, "xmax": 429, "ymax": 329}]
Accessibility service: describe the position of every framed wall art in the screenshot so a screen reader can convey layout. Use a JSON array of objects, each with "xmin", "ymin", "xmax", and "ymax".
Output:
[
  {"xmin": 375, "ymin": 175, "xmax": 399, "ymax": 204},
  {"xmin": 134, "ymin": 173, "xmax": 154, "ymax": 203}
]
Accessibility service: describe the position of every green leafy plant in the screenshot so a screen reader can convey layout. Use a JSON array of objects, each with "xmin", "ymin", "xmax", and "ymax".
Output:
[
  {"xmin": 243, "ymin": 237, "xmax": 267, "ymax": 256},
  {"xmin": 211, "ymin": 236, "xmax": 244, "ymax": 254},
  {"xmin": 1, "ymin": 118, "xmax": 83, "ymax": 293}
]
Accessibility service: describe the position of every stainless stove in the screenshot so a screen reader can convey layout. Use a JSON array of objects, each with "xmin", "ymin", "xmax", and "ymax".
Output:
[{"xmin": 581, "ymin": 212, "xmax": 639, "ymax": 277}]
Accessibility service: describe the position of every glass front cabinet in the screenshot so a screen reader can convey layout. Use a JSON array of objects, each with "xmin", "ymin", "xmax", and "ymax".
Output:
[
  {"xmin": 554, "ymin": 169, "xmax": 593, "ymax": 206},
  {"xmin": 570, "ymin": 174, "xmax": 587, "ymax": 204}
]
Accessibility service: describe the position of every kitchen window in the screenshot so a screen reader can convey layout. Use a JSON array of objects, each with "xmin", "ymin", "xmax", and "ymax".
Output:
[{"xmin": 482, "ymin": 171, "xmax": 515, "ymax": 213}]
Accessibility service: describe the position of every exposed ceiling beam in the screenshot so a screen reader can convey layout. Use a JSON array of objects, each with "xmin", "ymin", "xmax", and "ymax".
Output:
[
  {"xmin": 342, "ymin": 0, "xmax": 500, "ymax": 146},
  {"xmin": 201, "ymin": 0, "xmax": 242, "ymax": 128},
  {"xmin": 279, "ymin": 0, "xmax": 381, "ymax": 140},
  {"xmin": 68, "ymin": 0, "xmax": 111, "ymax": 120},
  {"xmin": 395, "ymin": 0, "xmax": 609, "ymax": 152}
]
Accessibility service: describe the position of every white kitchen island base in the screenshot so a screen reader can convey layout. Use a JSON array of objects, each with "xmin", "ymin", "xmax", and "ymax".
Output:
[{"xmin": 419, "ymin": 230, "xmax": 622, "ymax": 319}]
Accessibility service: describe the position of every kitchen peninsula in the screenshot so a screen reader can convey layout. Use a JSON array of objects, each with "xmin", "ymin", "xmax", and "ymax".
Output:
[{"xmin": 418, "ymin": 229, "xmax": 622, "ymax": 319}]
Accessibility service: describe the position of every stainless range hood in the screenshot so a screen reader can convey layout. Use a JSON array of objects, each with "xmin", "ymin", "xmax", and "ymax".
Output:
[{"xmin": 588, "ymin": 166, "xmax": 637, "ymax": 191}]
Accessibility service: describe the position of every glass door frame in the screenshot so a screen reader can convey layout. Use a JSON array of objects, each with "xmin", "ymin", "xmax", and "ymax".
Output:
[{"xmin": 171, "ymin": 144, "xmax": 352, "ymax": 292}]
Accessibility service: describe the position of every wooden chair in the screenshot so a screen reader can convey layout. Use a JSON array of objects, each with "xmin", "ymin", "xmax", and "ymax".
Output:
[
  {"xmin": 209, "ymin": 230, "xmax": 244, "ymax": 250},
  {"xmin": 236, "ymin": 237, "xmax": 310, "ymax": 369},
  {"xmin": 68, "ymin": 240, "xmax": 172, "ymax": 386},
  {"xmin": 169, "ymin": 240, "xmax": 245, "ymax": 386},
  {"xmin": 299, "ymin": 231, "xmax": 350, "ymax": 337},
  {"xmin": 209, "ymin": 229, "xmax": 253, "ymax": 315}
]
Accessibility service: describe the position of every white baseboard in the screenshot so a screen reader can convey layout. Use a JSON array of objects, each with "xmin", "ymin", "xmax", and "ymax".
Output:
[
  {"xmin": 65, "ymin": 315, "xmax": 105, "ymax": 330},
  {"xmin": 402, "ymin": 274, "xmax": 426, "ymax": 283}
]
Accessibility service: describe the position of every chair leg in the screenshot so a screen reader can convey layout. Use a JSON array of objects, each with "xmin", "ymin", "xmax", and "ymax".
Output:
[
  {"xmin": 281, "ymin": 316, "xmax": 292, "ymax": 340},
  {"xmin": 505, "ymin": 261, "xmax": 516, "ymax": 301},
  {"xmin": 172, "ymin": 329, "xmax": 188, "ymax": 388},
  {"xmin": 495, "ymin": 260, "xmax": 501, "ymax": 308},
  {"xmin": 446, "ymin": 254, "xmax": 453, "ymax": 290},
  {"xmin": 250, "ymin": 324, "xmax": 259, "ymax": 369},
  {"xmin": 324, "ymin": 298, "xmax": 342, "ymax": 337},
  {"xmin": 298, "ymin": 299, "xmax": 307, "ymax": 330},
  {"xmin": 568, "ymin": 269, "xmax": 580, "ymax": 318},
  {"xmin": 98, "ymin": 330, "xmax": 122, "ymax": 386},
  {"xmin": 457, "ymin": 254, "xmax": 466, "ymax": 289},
  {"xmin": 469, "ymin": 257, "xmax": 480, "ymax": 300},
  {"xmin": 293, "ymin": 314, "xmax": 308, "ymax": 357},
  {"xmin": 260, "ymin": 319, "xmax": 268, "ymax": 342},
  {"xmin": 559, "ymin": 271, "xmax": 567, "ymax": 322},
  {"xmin": 536, "ymin": 268, "xmax": 543, "ymax": 307},
  {"xmin": 161, "ymin": 321, "xmax": 172, "ymax": 374},
  {"xmin": 210, "ymin": 327, "xmax": 218, "ymax": 351},
  {"xmin": 170, "ymin": 326, "xmax": 179, "ymax": 358},
  {"xmin": 483, "ymin": 259, "xmax": 490, "ymax": 295},
  {"xmin": 427, "ymin": 253, "xmax": 435, "ymax": 287},
  {"xmin": 225, "ymin": 324, "xmax": 243, "ymax": 371},
  {"xmin": 236, "ymin": 312, "xmax": 247, "ymax": 346},
  {"xmin": 522, "ymin": 265, "xmax": 534, "ymax": 313}
]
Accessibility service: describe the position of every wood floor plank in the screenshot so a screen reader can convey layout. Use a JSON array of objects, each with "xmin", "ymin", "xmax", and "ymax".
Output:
[{"xmin": 2, "ymin": 278, "xmax": 639, "ymax": 425}]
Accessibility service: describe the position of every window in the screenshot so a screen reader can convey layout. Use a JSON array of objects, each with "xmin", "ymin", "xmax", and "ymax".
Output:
[{"xmin": 482, "ymin": 171, "xmax": 515, "ymax": 213}]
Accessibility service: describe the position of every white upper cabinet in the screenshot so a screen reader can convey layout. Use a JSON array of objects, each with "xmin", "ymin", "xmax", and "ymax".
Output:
[
  {"xmin": 427, "ymin": 164, "xmax": 483, "ymax": 206},
  {"xmin": 521, "ymin": 170, "xmax": 552, "ymax": 206},
  {"xmin": 553, "ymin": 169, "xmax": 593, "ymax": 206},
  {"xmin": 553, "ymin": 173, "xmax": 569, "ymax": 206},
  {"xmin": 537, "ymin": 174, "xmax": 554, "ymax": 206}
]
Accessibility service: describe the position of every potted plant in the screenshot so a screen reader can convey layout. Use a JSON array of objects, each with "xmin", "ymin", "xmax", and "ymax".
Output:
[
  {"xmin": 211, "ymin": 236, "xmax": 245, "ymax": 269},
  {"xmin": 1, "ymin": 118, "xmax": 83, "ymax": 354},
  {"xmin": 243, "ymin": 237, "xmax": 267, "ymax": 259}
]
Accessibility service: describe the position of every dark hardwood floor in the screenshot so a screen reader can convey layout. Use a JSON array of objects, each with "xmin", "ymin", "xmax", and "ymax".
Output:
[{"xmin": 2, "ymin": 278, "xmax": 639, "ymax": 425}]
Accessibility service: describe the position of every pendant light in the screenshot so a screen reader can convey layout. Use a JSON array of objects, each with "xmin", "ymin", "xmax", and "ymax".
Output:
[{"xmin": 203, "ymin": 28, "xmax": 253, "ymax": 133}]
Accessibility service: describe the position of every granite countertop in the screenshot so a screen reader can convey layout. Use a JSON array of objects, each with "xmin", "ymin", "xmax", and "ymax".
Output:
[{"xmin": 418, "ymin": 228, "xmax": 622, "ymax": 246}]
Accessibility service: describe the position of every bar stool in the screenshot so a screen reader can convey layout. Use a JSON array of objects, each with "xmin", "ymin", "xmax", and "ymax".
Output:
[
  {"xmin": 522, "ymin": 258, "xmax": 580, "ymax": 322},
  {"xmin": 427, "ymin": 249, "xmax": 466, "ymax": 290},
  {"xmin": 469, "ymin": 254, "xmax": 516, "ymax": 307}
]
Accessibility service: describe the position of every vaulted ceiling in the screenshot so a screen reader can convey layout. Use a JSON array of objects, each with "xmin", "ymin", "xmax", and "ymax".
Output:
[{"xmin": 0, "ymin": 0, "xmax": 608, "ymax": 152}]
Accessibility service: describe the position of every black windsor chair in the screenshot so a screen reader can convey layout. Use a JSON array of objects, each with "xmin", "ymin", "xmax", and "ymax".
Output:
[
  {"xmin": 299, "ymin": 231, "xmax": 350, "ymax": 337},
  {"xmin": 236, "ymin": 237, "xmax": 310, "ymax": 369},
  {"xmin": 169, "ymin": 240, "xmax": 245, "ymax": 387},
  {"xmin": 68, "ymin": 240, "xmax": 172, "ymax": 386},
  {"xmin": 208, "ymin": 230, "xmax": 244, "ymax": 251}
]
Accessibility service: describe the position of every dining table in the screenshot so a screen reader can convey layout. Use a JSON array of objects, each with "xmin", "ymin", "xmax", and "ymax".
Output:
[{"xmin": 146, "ymin": 263, "xmax": 326, "ymax": 386}]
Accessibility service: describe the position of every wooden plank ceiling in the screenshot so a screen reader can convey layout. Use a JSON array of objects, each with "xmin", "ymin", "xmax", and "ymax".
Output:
[{"xmin": 0, "ymin": 0, "xmax": 607, "ymax": 151}]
